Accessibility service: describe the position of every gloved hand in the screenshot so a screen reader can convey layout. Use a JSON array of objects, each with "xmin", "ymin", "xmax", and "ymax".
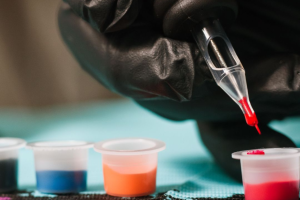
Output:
[{"xmin": 58, "ymin": 0, "xmax": 300, "ymax": 181}]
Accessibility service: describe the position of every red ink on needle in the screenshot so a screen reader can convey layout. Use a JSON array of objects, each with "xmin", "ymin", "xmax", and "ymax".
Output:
[
  {"xmin": 255, "ymin": 125, "xmax": 261, "ymax": 134},
  {"xmin": 247, "ymin": 150, "xmax": 265, "ymax": 155},
  {"xmin": 238, "ymin": 97, "xmax": 261, "ymax": 134}
]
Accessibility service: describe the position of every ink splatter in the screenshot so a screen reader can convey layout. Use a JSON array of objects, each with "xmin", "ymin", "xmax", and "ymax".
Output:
[{"xmin": 247, "ymin": 150, "xmax": 265, "ymax": 155}]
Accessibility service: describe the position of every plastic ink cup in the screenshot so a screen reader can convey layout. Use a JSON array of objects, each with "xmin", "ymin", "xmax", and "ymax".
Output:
[
  {"xmin": 26, "ymin": 141, "xmax": 93, "ymax": 194},
  {"xmin": 0, "ymin": 138, "xmax": 26, "ymax": 193},
  {"xmin": 232, "ymin": 148, "xmax": 300, "ymax": 200},
  {"xmin": 94, "ymin": 138, "xmax": 166, "ymax": 197}
]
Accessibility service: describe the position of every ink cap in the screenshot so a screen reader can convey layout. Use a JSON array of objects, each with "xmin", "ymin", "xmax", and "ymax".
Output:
[
  {"xmin": 94, "ymin": 138, "xmax": 166, "ymax": 197},
  {"xmin": 232, "ymin": 148, "xmax": 300, "ymax": 200},
  {"xmin": 27, "ymin": 140, "xmax": 93, "ymax": 194},
  {"xmin": 0, "ymin": 137, "xmax": 26, "ymax": 193},
  {"xmin": 26, "ymin": 140, "xmax": 93, "ymax": 151},
  {"xmin": 94, "ymin": 137, "xmax": 165, "ymax": 155},
  {"xmin": 0, "ymin": 137, "xmax": 26, "ymax": 152},
  {"xmin": 233, "ymin": 148, "xmax": 300, "ymax": 160},
  {"xmin": 0, "ymin": 137, "xmax": 26, "ymax": 160}
]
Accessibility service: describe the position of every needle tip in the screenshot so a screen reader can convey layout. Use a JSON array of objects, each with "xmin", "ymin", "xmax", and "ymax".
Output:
[{"xmin": 255, "ymin": 124, "xmax": 261, "ymax": 134}]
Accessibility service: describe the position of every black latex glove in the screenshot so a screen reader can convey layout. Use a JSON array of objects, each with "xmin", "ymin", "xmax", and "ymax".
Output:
[{"xmin": 59, "ymin": 0, "xmax": 300, "ymax": 181}]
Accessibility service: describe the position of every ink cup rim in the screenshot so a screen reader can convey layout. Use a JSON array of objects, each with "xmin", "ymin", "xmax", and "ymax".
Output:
[
  {"xmin": 0, "ymin": 137, "xmax": 26, "ymax": 152},
  {"xmin": 232, "ymin": 148, "xmax": 300, "ymax": 160},
  {"xmin": 26, "ymin": 140, "xmax": 93, "ymax": 151},
  {"xmin": 94, "ymin": 137, "xmax": 166, "ymax": 155}
]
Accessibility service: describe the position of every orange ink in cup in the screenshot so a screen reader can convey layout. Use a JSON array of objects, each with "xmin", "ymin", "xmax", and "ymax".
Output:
[
  {"xmin": 94, "ymin": 138, "xmax": 165, "ymax": 197},
  {"xmin": 103, "ymin": 164, "xmax": 156, "ymax": 197}
]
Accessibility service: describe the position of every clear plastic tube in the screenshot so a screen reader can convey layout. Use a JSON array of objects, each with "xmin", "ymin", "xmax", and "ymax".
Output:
[{"xmin": 191, "ymin": 20, "xmax": 260, "ymax": 133}]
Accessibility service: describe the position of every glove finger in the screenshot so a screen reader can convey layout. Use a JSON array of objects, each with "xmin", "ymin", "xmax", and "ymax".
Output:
[
  {"xmin": 59, "ymin": 2, "xmax": 209, "ymax": 101},
  {"xmin": 63, "ymin": 0, "xmax": 142, "ymax": 33}
]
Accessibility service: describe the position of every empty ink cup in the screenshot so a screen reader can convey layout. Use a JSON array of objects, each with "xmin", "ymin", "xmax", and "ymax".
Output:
[
  {"xmin": 0, "ymin": 138, "xmax": 26, "ymax": 193},
  {"xmin": 26, "ymin": 141, "xmax": 93, "ymax": 194},
  {"xmin": 232, "ymin": 148, "xmax": 300, "ymax": 200},
  {"xmin": 94, "ymin": 138, "xmax": 166, "ymax": 197}
]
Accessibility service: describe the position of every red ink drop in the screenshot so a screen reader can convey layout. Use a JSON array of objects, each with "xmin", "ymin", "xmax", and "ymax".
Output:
[
  {"xmin": 247, "ymin": 150, "xmax": 265, "ymax": 155},
  {"xmin": 239, "ymin": 97, "xmax": 260, "ymax": 134},
  {"xmin": 244, "ymin": 180, "xmax": 299, "ymax": 200}
]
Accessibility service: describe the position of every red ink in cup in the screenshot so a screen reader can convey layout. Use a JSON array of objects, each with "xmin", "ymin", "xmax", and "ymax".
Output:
[
  {"xmin": 233, "ymin": 148, "xmax": 300, "ymax": 200},
  {"xmin": 244, "ymin": 180, "xmax": 299, "ymax": 200}
]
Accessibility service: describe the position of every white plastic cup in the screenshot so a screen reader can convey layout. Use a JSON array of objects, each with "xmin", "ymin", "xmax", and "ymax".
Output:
[
  {"xmin": 26, "ymin": 140, "xmax": 93, "ymax": 194},
  {"xmin": 94, "ymin": 138, "xmax": 166, "ymax": 197},
  {"xmin": 232, "ymin": 148, "xmax": 300, "ymax": 200},
  {"xmin": 0, "ymin": 138, "xmax": 26, "ymax": 192}
]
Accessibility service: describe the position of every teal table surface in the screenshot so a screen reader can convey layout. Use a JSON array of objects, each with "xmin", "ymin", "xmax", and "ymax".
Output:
[{"xmin": 0, "ymin": 100, "xmax": 299, "ymax": 198}]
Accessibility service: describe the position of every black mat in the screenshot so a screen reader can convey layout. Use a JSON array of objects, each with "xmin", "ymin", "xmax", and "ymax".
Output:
[{"xmin": 0, "ymin": 191, "xmax": 246, "ymax": 200}]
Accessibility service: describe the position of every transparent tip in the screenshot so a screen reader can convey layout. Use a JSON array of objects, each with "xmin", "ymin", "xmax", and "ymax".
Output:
[{"xmin": 191, "ymin": 20, "xmax": 259, "ymax": 133}]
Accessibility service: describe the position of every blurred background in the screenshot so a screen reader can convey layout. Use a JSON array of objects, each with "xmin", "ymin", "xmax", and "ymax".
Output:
[
  {"xmin": 0, "ymin": 2, "xmax": 207, "ymax": 192},
  {"xmin": 1, "ymin": 1, "xmax": 300, "ymax": 197},
  {"xmin": 0, "ymin": 0, "xmax": 121, "ymax": 108}
]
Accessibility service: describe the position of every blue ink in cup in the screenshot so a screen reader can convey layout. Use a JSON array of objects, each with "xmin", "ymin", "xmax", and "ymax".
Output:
[
  {"xmin": 26, "ymin": 141, "xmax": 93, "ymax": 194},
  {"xmin": 36, "ymin": 170, "xmax": 87, "ymax": 193}
]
